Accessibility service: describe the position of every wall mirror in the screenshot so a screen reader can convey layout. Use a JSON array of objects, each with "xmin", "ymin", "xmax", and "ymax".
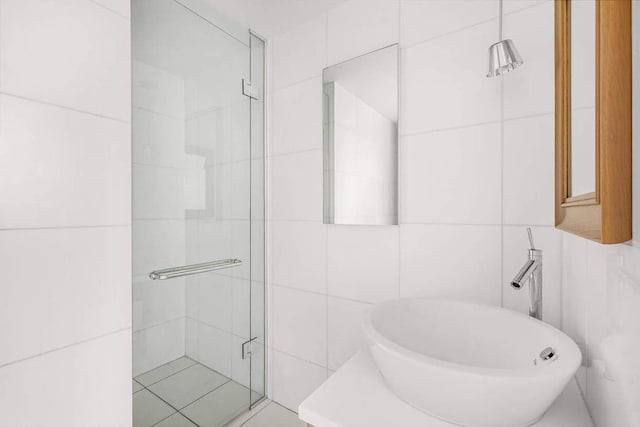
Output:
[
  {"xmin": 555, "ymin": 0, "xmax": 632, "ymax": 243},
  {"xmin": 323, "ymin": 44, "xmax": 399, "ymax": 225}
]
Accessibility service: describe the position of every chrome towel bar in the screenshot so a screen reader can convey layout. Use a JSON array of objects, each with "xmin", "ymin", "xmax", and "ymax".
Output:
[{"xmin": 149, "ymin": 258, "xmax": 242, "ymax": 280}]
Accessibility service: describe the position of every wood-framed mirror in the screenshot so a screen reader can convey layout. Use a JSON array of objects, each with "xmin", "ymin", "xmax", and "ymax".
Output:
[{"xmin": 555, "ymin": 0, "xmax": 632, "ymax": 244}]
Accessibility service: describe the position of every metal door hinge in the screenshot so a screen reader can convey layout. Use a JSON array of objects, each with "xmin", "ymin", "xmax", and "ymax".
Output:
[
  {"xmin": 242, "ymin": 336, "xmax": 259, "ymax": 359},
  {"xmin": 242, "ymin": 79, "xmax": 258, "ymax": 100}
]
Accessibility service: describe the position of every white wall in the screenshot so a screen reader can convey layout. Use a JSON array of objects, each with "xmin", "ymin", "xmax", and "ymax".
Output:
[
  {"xmin": 0, "ymin": 0, "xmax": 131, "ymax": 425},
  {"xmin": 267, "ymin": 0, "xmax": 562, "ymax": 412},
  {"xmin": 559, "ymin": 3, "xmax": 640, "ymax": 426}
]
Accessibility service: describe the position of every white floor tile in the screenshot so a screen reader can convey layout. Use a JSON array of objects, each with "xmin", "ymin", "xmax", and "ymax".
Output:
[
  {"xmin": 133, "ymin": 389, "xmax": 175, "ymax": 427},
  {"xmin": 155, "ymin": 412, "xmax": 198, "ymax": 427},
  {"xmin": 181, "ymin": 381, "xmax": 251, "ymax": 427},
  {"xmin": 242, "ymin": 402, "xmax": 305, "ymax": 427},
  {"xmin": 133, "ymin": 380, "xmax": 144, "ymax": 393},
  {"xmin": 148, "ymin": 364, "xmax": 229, "ymax": 409},
  {"xmin": 135, "ymin": 357, "xmax": 196, "ymax": 387}
]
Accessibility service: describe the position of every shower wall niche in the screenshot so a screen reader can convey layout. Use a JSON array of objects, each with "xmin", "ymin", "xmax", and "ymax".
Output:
[{"xmin": 132, "ymin": 0, "xmax": 265, "ymax": 423}]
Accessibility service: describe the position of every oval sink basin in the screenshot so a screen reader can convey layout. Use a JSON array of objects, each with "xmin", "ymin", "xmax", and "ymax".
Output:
[{"xmin": 362, "ymin": 298, "xmax": 581, "ymax": 427}]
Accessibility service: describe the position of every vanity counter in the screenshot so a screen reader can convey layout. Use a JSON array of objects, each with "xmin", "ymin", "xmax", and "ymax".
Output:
[{"xmin": 299, "ymin": 349, "xmax": 593, "ymax": 427}]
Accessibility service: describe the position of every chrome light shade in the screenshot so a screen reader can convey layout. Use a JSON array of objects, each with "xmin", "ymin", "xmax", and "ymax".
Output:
[{"xmin": 486, "ymin": 39, "xmax": 523, "ymax": 77}]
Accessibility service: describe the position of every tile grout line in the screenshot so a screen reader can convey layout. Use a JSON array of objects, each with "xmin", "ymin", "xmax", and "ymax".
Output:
[
  {"xmin": 141, "ymin": 361, "xmax": 239, "ymax": 426},
  {"xmin": 271, "ymin": 347, "xmax": 328, "ymax": 372},
  {"xmin": 85, "ymin": 0, "xmax": 130, "ymax": 20},
  {"xmin": 0, "ymin": 223, "xmax": 131, "ymax": 232},
  {"xmin": 0, "ymin": 91, "xmax": 130, "ymax": 124},
  {"xmin": 136, "ymin": 359, "xmax": 198, "ymax": 389},
  {"xmin": 238, "ymin": 401, "xmax": 273, "ymax": 426},
  {"xmin": 0, "ymin": 327, "xmax": 130, "ymax": 370},
  {"xmin": 399, "ymin": 0, "xmax": 550, "ymax": 50}
]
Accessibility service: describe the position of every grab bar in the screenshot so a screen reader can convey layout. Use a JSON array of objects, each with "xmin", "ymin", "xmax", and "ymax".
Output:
[{"xmin": 149, "ymin": 259, "xmax": 243, "ymax": 280}]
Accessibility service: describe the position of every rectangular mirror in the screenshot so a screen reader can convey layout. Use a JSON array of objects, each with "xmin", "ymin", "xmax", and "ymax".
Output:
[
  {"xmin": 323, "ymin": 44, "xmax": 399, "ymax": 225},
  {"xmin": 569, "ymin": 0, "xmax": 596, "ymax": 197}
]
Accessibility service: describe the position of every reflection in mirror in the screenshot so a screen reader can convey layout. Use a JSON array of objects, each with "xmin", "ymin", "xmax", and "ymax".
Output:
[
  {"xmin": 570, "ymin": 0, "xmax": 596, "ymax": 197},
  {"xmin": 323, "ymin": 45, "xmax": 398, "ymax": 225}
]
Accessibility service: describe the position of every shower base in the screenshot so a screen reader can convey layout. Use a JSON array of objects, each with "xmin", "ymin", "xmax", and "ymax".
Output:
[{"xmin": 133, "ymin": 356, "xmax": 257, "ymax": 426}]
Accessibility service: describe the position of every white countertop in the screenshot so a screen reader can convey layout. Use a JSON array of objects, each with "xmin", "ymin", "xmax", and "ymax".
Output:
[{"xmin": 299, "ymin": 349, "xmax": 593, "ymax": 427}]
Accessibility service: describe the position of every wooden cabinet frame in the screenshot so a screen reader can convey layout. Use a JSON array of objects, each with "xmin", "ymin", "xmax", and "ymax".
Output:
[{"xmin": 555, "ymin": 0, "xmax": 632, "ymax": 243}]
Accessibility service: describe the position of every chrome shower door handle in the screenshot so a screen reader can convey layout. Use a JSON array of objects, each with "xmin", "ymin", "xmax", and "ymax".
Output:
[{"xmin": 149, "ymin": 258, "xmax": 243, "ymax": 280}]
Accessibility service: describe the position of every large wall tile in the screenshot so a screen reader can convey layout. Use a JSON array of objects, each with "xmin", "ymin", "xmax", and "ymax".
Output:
[
  {"xmin": 91, "ymin": 0, "xmax": 131, "ymax": 18},
  {"xmin": 0, "ymin": 227, "xmax": 131, "ymax": 366},
  {"xmin": 0, "ymin": 95, "xmax": 130, "ymax": 229},
  {"xmin": 0, "ymin": 330, "xmax": 131, "ymax": 427},
  {"xmin": 503, "ymin": 1, "xmax": 554, "ymax": 119},
  {"xmin": 272, "ymin": 77, "xmax": 323, "ymax": 156},
  {"xmin": 400, "ymin": 0, "xmax": 497, "ymax": 47},
  {"xmin": 503, "ymin": 114, "xmax": 555, "ymax": 225},
  {"xmin": 133, "ymin": 219, "xmax": 186, "ymax": 276},
  {"xmin": 133, "ymin": 318, "xmax": 185, "ymax": 376},
  {"xmin": 272, "ymin": 286, "xmax": 327, "ymax": 367},
  {"xmin": 327, "ymin": 225, "xmax": 399, "ymax": 303},
  {"xmin": 272, "ymin": 350, "xmax": 327, "ymax": 412},
  {"xmin": 328, "ymin": 297, "xmax": 371, "ymax": 370},
  {"xmin": 133, "ymin": 164, "xmax": 185, "ymax": 220},
  {"xmin": 327, "ymin": 0, "xmax": 399, "ymax": 66},
  {"xmin": 400, "ymin": 224, "xmax": 501, "ymax": 304},
  {"xmin": 132, "ymin": 60, "xmax": 184, "ymax": 118},
  {"xmin": 133, "ymin": 278, "xmax": 185, "ymax": 332},
  {"xmin": 273, "ymin": 15, "xmax": 326, "ymax": 89},
  {"xmin": 198, "ymin": 273, "xmax": 234, "ymax": 332},
  {"xmin": 212, "ymin": 161, "xmax": 251, "ymax": 220},
  {"xmin": 133, "ymin": 108, "xmax": 185, "ymax": 169},
  {"xmin": 198, "ymin": 322, "xmax": 233, "ymax": 377},
  {"xmin": 400, "ymin": 19, "xmax": 500, "ymax": 135},
  {"xmin": 502, "ymin": 226, "xmax": 562, "ymax": 328},
  {"xmin": 584, "ymin": 243, "xmax": 640, "ymax": 427},
  {"xmin": 269, "ymin": 150, "xmax": 323, "ymax": 221},
  {"xmin": 561, "ymin": 232, "xmax": 589, "ymax": 391},
  {"xmin": 503, "ymin": 0, "xmax": 549, "ymax": 14},
  {"xmin": 270, "ymin": 221, "xmax": 327, "ymax": 293},
  {"xmin": 400, "ymin": 123, "xmax": 501, "ymax": 224},
  {"xmin": 0, "ymin": 0, "xmax": 131, "ymax": 121}
]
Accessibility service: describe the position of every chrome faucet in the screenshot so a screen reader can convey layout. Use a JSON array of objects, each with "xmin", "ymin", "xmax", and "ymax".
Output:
[{"xmin": 511, "ymin": 228, "xmax": 543, "ymax": 320}]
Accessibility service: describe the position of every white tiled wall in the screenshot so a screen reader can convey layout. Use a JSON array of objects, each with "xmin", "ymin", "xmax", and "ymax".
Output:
[
  {"xmin": 562, "ymin": 236, "xmax": 640, "ymax": 427},
  {"xmin": 132, "ymin": 59, "xmax": 187, "ymax": 376},
  {"xmin": 267, "ymin": 0, "xmax": 565, "ymax": 412},
  {"xmin": 558, "ymin": 3, "xmax": 640, "ymax": 426},
  {"xmin": 0, "ymin": 0, "xmax": 131, "ymax": 425}
]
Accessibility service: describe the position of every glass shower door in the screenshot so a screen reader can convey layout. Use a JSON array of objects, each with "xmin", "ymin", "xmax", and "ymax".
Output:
[{"xmin": 132, "ymin": 0, "xmax": 264, "ymax": 425}]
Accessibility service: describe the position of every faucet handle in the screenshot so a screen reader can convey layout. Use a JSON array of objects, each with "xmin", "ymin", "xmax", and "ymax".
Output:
[{"xmin": 527, "ymin": 228, "xmax": 536, "ymax": 250}]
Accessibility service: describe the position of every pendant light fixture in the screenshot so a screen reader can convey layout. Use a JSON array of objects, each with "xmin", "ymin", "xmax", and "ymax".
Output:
[{"xmin": 487, "ymin": 0, "xmax": 524, "ymax": 77}]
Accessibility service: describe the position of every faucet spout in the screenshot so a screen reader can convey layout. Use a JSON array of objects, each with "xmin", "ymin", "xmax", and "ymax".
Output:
[
  {"xmin": 511, "ymin": 259, "xmax": 536, "ymax": 289},
  {"xmin": 510, "ymin": 228, "xmax": 543, "ymax": 320}
]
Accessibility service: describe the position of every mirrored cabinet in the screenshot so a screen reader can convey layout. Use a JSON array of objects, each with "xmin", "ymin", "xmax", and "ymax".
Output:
[{"xmin": 555, "ymin": 0, "xmax": 632, "ymax": 243}]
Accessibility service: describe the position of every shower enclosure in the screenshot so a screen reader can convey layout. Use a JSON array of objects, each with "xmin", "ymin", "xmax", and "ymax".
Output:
[{"xmin": 131, "ymin": 1, "xmax": 265, "ymax": 425}]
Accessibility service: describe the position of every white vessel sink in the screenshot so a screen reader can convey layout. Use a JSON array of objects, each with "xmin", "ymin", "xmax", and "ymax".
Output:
[{"xmin": 362, "ymin": 298, "xmax": 581, "ymax": 427}]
